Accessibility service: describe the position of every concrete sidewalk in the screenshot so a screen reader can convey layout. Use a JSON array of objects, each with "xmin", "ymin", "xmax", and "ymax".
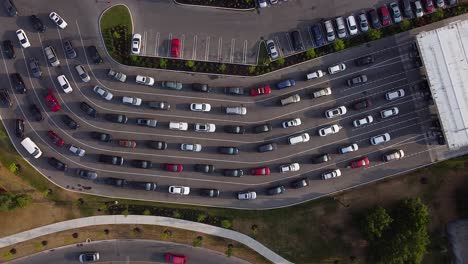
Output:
[{"xmin": 0, "ymin": 215, "xmax": 292, "ymax": 264}]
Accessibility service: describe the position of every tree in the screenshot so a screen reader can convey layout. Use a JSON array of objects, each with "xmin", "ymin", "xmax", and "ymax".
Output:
[
  {"xmin": 13, "ymin": 194, "xmax": 32, "ymax": 209},
  {"xmin": 333, "ymin": 39, "xmax": 345, "ymax": 52},
  {"xmin": 367, "ymin": 29, "xmax": 382, "ymax": 41},
  {"xmin": 360, "ymin": 206, "xmax": 393, "ymax": 239}
]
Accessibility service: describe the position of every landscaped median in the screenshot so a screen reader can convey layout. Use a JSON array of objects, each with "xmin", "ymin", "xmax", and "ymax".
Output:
[
  {"xmin": 174, "ymin": 0, "xmax": 256, "ymax": 9},
  {"xmin": 101, "ymin": 3, "xmax": 468, "ymax": 76}
]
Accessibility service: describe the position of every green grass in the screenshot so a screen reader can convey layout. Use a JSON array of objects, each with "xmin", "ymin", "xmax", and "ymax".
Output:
[
  {"xmin": 257, "ymin": 41, "xmax": 269, "ymax": 66},
  {"xmin": 100, "ymin": 5, "xmax": 132, "ymax": 32}
]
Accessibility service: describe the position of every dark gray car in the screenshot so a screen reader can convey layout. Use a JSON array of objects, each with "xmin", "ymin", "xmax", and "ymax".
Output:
[
  {"xmin": 218, "ymin": 146, "xmax": 239, "ymax": 155},
  {"xmin": 64, "ymin": 40, "xmax": 77, "ymax": 59},
  {"xmin": 267, "ymin": 185, "xmax": 286, "ymax": 195},
  {"xmin": 257, "ymin": 143, "xmax": 277, "ymax": 152},
  {"xmin": 76, "ymin": 169, "xmax": 98, "ymax": 180},
  {"xmin": 195, "ymin": 164, "xmax": 215, "ymax": 173},
  {"xmin": 224, "ymin": 87, "xmax": 244, "ymax": 95},
  {"xmin": 224, "ymin": 169, "xmax": 243, "ymax": 177}
]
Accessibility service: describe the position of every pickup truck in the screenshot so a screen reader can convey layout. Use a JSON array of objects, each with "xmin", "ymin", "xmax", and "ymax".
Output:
[
  {"xmin": 311, "ymin": 87, "xmax": 332, "ymax": 98},
  {"xmin": 280, "ymin": 94, "xmax": 300, "ymax": 106},
  {"xmin": 169, "ymin": 121, "xmax": 188, "ymax": 131},
  {"xmin": 108, "ymin": 69, "xmax": 127, "ymax": 82}
]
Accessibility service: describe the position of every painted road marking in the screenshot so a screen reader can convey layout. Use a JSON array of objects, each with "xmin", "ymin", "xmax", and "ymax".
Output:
[
  {"xmin": 180, "ymin": 34, "xmax": 185, "ymax": 58},
  {"xmin": 192, "ymin": 35, "xmax": 198, "ymax": 60},
  {"xmin": 205, "ymin": 36, "xmax": 210, "ymax": 61},
  {"xmin": 167, "ymin": 33, "xmax": 173, "ymax": 57},
  {"xmin": 230, "ymin": 38, "xmax": 235, "ymax": 63},
  {"xmin": 154, "ymin": 32, "xmax": 160, "ymax": 56},
  {"xmin": 243, "ymin": 40, "xmax": 248, "ymax": 64},
  {"xmin": 217, "ymin": 37, "xmax": 222, "ymax": 62}
]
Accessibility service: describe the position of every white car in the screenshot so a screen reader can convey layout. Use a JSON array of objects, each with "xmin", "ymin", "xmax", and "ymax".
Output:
[
  {"xmin": 328, "ymin": 63, "xmax": 346, "ymax": 74},
  {"xmin": 346, "ymin": 15, "xmax": 358, "ymax": 35},
  {"xmin": 122, "ymin": 96, "xmax": 142, "ymax": 106},
  {"xmin": 318, "ymin": 124, "xmax": 341, "ymax": 136},
  {"xmin": 49, "ymin": 12, "xmax": 67, "ymax": 29},
  {"xmin": 322, "ymin": 169, "xmax": 341, "ymax": 180},
  {"xmin": 282, "ymin": 118, "xmax": 302, "ymax": 128},
  {"xmin": 325, "ymin": 106, "xmax": 347, "ymax": 118},
  {"xmin": 181, "ymin": 143, "xmax": 202, "ymax": 152},
  {"xmin": 169, "ymin": 186, "xmax": 190, "ymax": 195},
  {"xmin": 190, "ymin": 103, "xmax": 211, "ymax": 112},
  {"xmin": 131, "ymin": 33, "xmax": 142, "ymax": 55},
  {"xmin": 135, "ymin": 75, "xmax": 155, "ymax": 86},
  {"xmin": 16, "ymin": 29, "xmax": 30, "ymax": 48},
  {"xmin": 383, "ymin": 149, "xmax": 405, "ymax": 161},
  {"xmin": 339, "ymin": 143, "xmax": 359, "ymax": 154},
  {"xmin": 266, "ymin": 39, "xmax": 279, "ymax": 60},
  {"xmin": 237, "ymin": 191, "xmax": 257, "ymax": 200},
  {"xmin": 370, "ymin": 133, "xmax": 391, "ymax": 145},
  {"xmin": 415, "ymin": 1, "xmax": 424, "ymax": 18},
  {"xmin": 279, "ymin": 163, "xmax": 300, "ymax": 173},
  {"xmin": 358, "ymin": 13, "xmax": 369, "ymax": 32},
  {"xmin": 385, "ymin": 89, "xmax": 405, "ymax": 100},
  {"xmin": 258, "ymin": 0, "xmax": 267, "ymax": 8},
  {"xmin": 75, "ymin": 65, "xmax": 90, "ymax": 82},
  {"xmin": 69, "ymin": 145, "xmax": 85, "ymax": 157},
  {"xmin": 194, "ymin": 123, "xmax": 216, "ymax": 132},
  {"xmin": 93, "ymin": 85, "xmax": 113, "ymax": 101},
  {"xmin": 380, "ymin": 107, "xmax": 399, "ymax": 118},
  {"xmin": 306, "ymin": 70, "xmax": 324, "ymax": 80},
  {"xmin": 57, "ymin": 75, "xmax": 73, "ymax": 93},
  {"xmin": 353, "ymin": 115, "xmax": 374, "ymax": 127}
]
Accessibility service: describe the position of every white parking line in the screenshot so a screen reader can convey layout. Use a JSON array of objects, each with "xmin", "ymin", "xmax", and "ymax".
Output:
[
  {"xmin": 230, "ymin": 38, "xmax": 235, "ymax": 63},
  {"xmin": 217, "ymin": 37, "xmax": 222, "ymax": 62},
  {"xmin": 274, "ymin": 35, "xmax": 284, "ymax": 57},
  {"xmin": 154, "ymin": 32, "xmax": 160, "ymax": 56},
  {"xmin": 205, "ymin": 36, "xmax": 210, "ymax": 61},
  {"xmin": 243, "ymin": 40, "xmax": 248, "ymax": 64},
  {"xmin": 192, "ymin": 35, "xmax": 198, "ymax": 60},
  {"xmin": 167, "ymin": 33, "xmax": 172, "ymax": 57},
  {"xmin": 142, "ymin": 31, "xmax": 148, "ymax": 55},
  {"xmin": 180, "ymin": 34, "xmax": 185, "ymax": 58}
]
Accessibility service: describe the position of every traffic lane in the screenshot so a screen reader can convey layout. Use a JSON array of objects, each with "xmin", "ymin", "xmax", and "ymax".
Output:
[{"xmin": 9, "ymin": 239, "xmax": 250, "ymax": 264}]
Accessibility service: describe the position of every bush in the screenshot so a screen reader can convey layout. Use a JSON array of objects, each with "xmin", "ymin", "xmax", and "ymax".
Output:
[
  {"xmin": 306, "ymin": 48, "xmax": 316, "ymax": 59},
  {"xmin": 367, "ymin": 29, "xmax": 382, "ymax": 41},
  {"xmin": 161, "ymin": 229, "xmax": 172, "ymax": 240},
  {"xmin": 0, "ymin": 193, "xmax": 32, "ymax": 211},
  {"xmin": 172, "ymin": 210, "xmax": 182, "ymax": 218},
  {"xmin": 197, "ymin": 214, "xmax": 207, "ymax": 222},
  {"xmin": 333, "ymin": 39, "xmax": 345, "ymax": 52},
  {"xmin": 143, "ymin": 209, "xmax": 151, "ymax": 216},
  {"xmin": 226, "ymin": 244, "xmax": 234, "ymax": 257},
  {"xmin": 219, "ymin": 64, "xmax": 227, "ymax": 73},
  {"xmin": 399, "ymin": 20, "xmax": 412, "ymax": 31},
  {"xmin": 193, "ymin": 236, "xmax": 203, "ymax": 247},
  {"xmin": 359, "ymin": 206, "xmax": 393, "ymax": 240},
  {"xmin": 221, "ymin": 220, "xmax": 232, "ymax": 229}
]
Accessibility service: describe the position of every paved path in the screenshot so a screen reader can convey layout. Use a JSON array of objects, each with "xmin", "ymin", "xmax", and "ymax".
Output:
[{"xmin": 0, "ymin": 215, "xmax": 292, "ymax": 264}]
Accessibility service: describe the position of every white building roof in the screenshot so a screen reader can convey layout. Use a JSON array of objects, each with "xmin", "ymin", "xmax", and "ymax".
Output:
[{"xmin": 417, "ymin": 20, "xmax": 468, "ymax": 149}]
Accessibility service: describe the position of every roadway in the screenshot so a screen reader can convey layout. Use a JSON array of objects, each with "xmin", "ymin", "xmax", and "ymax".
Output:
[
  {"xmin": 0, "ymin": 0, "xmax": 448, "ymax": 209},
  {"xmin": 8, "ymin": 239, "xmax": 249, "ymax": 264}
]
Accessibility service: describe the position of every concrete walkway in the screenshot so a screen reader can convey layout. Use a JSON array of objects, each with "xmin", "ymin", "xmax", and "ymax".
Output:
[{"xmin": 0, "ymin": 215, "xmax": 292, "ymax": 264}]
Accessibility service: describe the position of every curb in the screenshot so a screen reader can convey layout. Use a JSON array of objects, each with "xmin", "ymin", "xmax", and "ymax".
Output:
[{"xmin": 171, "ymin": 0, "xmax": 256, "ymax": 11}]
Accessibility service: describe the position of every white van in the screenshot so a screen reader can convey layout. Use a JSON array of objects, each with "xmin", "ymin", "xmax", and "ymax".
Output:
[
  {"xmin": 21, "ymin": 137, "xmax": 42, "ymax": 158},
  {"xmin": 288, "ymin": 132, "xmax": 310, "ymax": 145},
  {"xmin": 225, "ymin": 106, "xmax": 247, "ymax": 115},
  {"xmin": 281, "ymin": 94, "xmax": 300, "ymax": 106},
  {"xmin": 169, "ymin": 121, "xmax": 188, "ymax": 131}
]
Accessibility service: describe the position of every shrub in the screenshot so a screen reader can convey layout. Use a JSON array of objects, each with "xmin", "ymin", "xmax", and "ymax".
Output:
[
  {"xmin": 248, "ymin": 65, "xmax": 256, "ymax": 74},
  {"xmin": 221, "ymin": 220, "xmax": 232, "ymax": 229},
  {"xmin": 72, "ymin": 233, "xmax": 79, "ymax": 239},
  {"xmin": 0, "ymin": 193, "xmax": 32, "ymax": 211},
  {"xmin": 306, "ymin": 48, "xmax": 316, "ymax": 59},
  {"xmin": 161, "ymin": 229, "xmax": 172, "ymax": 240},
  {"xmin": 172, "ymin": 210, "xmax": 182, "ymax": 218},
  {"xmin": 9, "ymin": 163, "xmax": 18, "ymax": 174},
  {"xmin": 193, "ymin": 236, "xmax": 203, "ymax": 247},
  {"xmin": 219, "ymin": 64, "xmax": 227, "ymax": 73},
  {"xmin": 159, "ymin": 59, "xmax": 168, "ymax": 69},
  {"xmin": 143, "ymin": 209, "xmax": 151, "ymax": 215},
  {"xmin": 226, "ymin": 244, "xmax": 234, "ymax": 257},
  {"xmin": 399, "ymin": 19, "xmax": 412, "ymax": 31},
  {"xmin": 367, "ymin": 29, "xmax": 382, "ymax": 41},
  {"xmin": 276, "ymin": 58, "xmax": 285, "ymax": 66},
  {"xmin": 41, "ymin": 240, "xmax": 48, "ymax": 246},
  {"xmin": 333, "ymin": 39, "xmax": 345, "ymax": 52},
  {"xmin": 197, "ymin": 214, "xmax": 207, "ymax": 222},
  {"xmin": 185, "ymin": 60, "xmax": 196, "ymax": 69}
]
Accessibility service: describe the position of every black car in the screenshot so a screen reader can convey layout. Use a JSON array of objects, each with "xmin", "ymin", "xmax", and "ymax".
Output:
[
  {"xmin": 218, "ymin": 146, "xmax": 239, "ymax": 155},
  {"xmin": 347, "ymin": 75, "xmax": 368, "ymax": 87},
  {"xmin": 64, "ymin": 40, "xmax": 77, "ymax": 59},
  {"xmin": 14, "ymin": 119, "xmax": 24, "ymax": 138},
  {"xmin": 310, "ymin": 24, "xmax": 326, "ymax": 47},
  {"xmin": 104, "ymin": 114, "xmax": 128, "ymax": 124},
  {"xmin": 352, "ymin": 98, "xmax": 372, "ymax": 110},
  {"xmin": 148, "ymin": 101, "xmax": 170, "ymax": 110},
  {"xmin": 195, "ymin": 164, "xmax": 215, "ymax": 173},
  {"xmin": 290, "ymin": 30, "xmax": 304, "ymax": 51},
  {"xmin": 88, "ymin": 46, "xmax": 103, "ymax": 64},
  {"xmin": 0, "ymin": 89, "xmax": 12, "ymax": 107},
  {"xmin": 369, "ymin": 9, "xmax": 382, "ymax": 29},
  {"xmin": 224, "ymin": 169, "xmax": 243, "ymax": 177},
  {"xmin": 355, "ymin": 55, "xmax": 374, "ymax": 66},
  {"xmin": 80, "ymin": 102, "xmax": 97, "ymax": 118},
  {"xmin": 76, "ymin": 169, "xmax": 98, "ymax": 180},
  {"xmin": 192, "ymin": 83, "xmax": 211, "ymax": 92},
  {"xmin": 224, "ymin": 87, "xmax": 244, "ymax": 95},
  {"xmin": 3, "ymin": 0, "xmax": 17, "ymax": 16},
  {"xmin": 30, "ymin": 15, "xmax": 46, "ymax": 32},
  {"xmin": 105, "ymin": 177, "xmax": 127, "ymax": 187},
  {"xmin": 28, "ymin": 57, "xmax": 42, "ymax": 78},
  {"xmin": 2, "ymin": 40, "xmax": 15, "ymax": 59},
  {"xmin": 147, "ymin": 140, "xmax": 168, "ymax": 150},
  {"xmin": 291, "ymin": 178, "xmax": 310, "ymax": 189},
  {"xmin": 224, "ymin": 125, "xmax": 245, "ymax": 134},
  {"xmin": 48, "ymin": 157, "xmax": 67, "ymax": 171},
  {"xmin": 10, "ymin": 73, "xmax": 27, "ymax": 93},
  {"xmin": 312, "ymin": 153, "xmax": 331, "ymax": 164},
  {"xmin": 254, "ymin": 124, "xmax": 272, "ymax": 134},
  {"xmin": 91, "ymin": 132, "xmax": 112, "ymax": 142},
  {"xmin": 131, "ymin": 159, "xmax": 153, "ymax": 169},
  {"xmin": 257, "ymin": 143, "xmax": 277, "ymax": 153},
  {"xmin": 200, "ymin": 188, "xmax": 220, "ymax": 198},
  {"xmin": 98, "ymin": 154, "xmax": 124, "ymax": 166},
  {"xmin": 267, "ymin": 185, "xmax": 286, "ymax": 195},
  {"xmin": 62, "ymin": 115, "xmax": 80, "ymax": 129},
  {"xmin": 29, "ymin": 104, "xmax": 43, "ymax": 121},
  {"xmin": 128, "ymin": 181, "xmax": 157, "ymax": 191}
]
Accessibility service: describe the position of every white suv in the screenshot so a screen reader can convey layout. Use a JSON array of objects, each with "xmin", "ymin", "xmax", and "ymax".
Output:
[
  {"xmin": 282, "ymin": 118, "xmax": 301, "ymax": 128},
  {"xmin": 190, "ymin": 103, "xmax": 211, "ymax": 112},
  {"xmin": 381, "ymin": 107, "xmax": 399, "ymax": 118},
  {"xmin": 288, "ymin": 133, "xmax": 310, "ymax": 145},
  {"xmin": 385, "ymin": 89, "xmax": 405, "ymax": 100},
  {"xmin": 318, "ymin": 124, "xmax": 341, "ymax": 136},
  {"xmin": 135, "ymin": 75, "xmax": 155, "ymax": 86},
  {"xmin": 194, "ymin": 123, "xmax": 216, "ymax": 132},
  {"xmin": 322, "ymin": 169, "xmax": 341, "ymax": 180},
  {"xmin": 57, "ymin": 75, "xmax": 73, "ymax": 93},
  {"xmin": 339, "ymin": 143, "xmax": 359, "ymax": 154},
  {"xmin": 169, "ymin": 186, "xmax": 190, "ymax": 195},
  {"xmin": 346, "ymin": 15, "xmax": 358, "ymax": 35},
  {"xmin": 370, "ymin": 133, "xmax": 391, "ymax": 145},
  {"xmin": 328, "ymin": 63, "xmax": 346, "ymax": 74},
  {"xmin": 353, "ymin": 115, "xmax": 374, "ymax": 127},
  {"xmin": 279, "ymin": 163, "xmax": 300, "ymax": 173}
]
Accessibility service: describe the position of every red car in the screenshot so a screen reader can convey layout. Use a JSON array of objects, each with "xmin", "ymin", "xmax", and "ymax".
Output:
[
  {"xmin": 171, "ymin": 39, "xmax": 180, "ymax": 58},
  {"xmin": 164, "ymin": 253, "xmax": 187, "ymax": 264},
  {"xmin": 379, "ymin": 5, "xmax": 392, "ymax": 26},
  {"xmin": 350, "ymin": 157, "xmax": 370, "ymax": 168},
  {"xmin": 250, "ymin": 167, "xmax": 270, "ymax": 175},
  {"xmin": 45, "ymin": 88, "xmax": 61, "ymax": 112},
  {"xmin": 162, "ymin": 163, "xmax": 183, "ymax": 172},
  {"xmin": 47, "ymin": 130, "xmax": 64, "ymax": 147},
  {"xmin": 424, "ymin": 0, "xmax": 435, "ymax": 12},
  {"xmin": 250, "ymin": 86, "xmax": 271, "ymax": 96},
  {"xmin": 118, "ymin": 139, "xmax": 136, "ymax": 148}
]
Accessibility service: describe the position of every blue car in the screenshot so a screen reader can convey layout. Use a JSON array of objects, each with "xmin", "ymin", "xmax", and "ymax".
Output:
[
  {"xmin": 276, "ymin": 79, "xmax": 296, "ymax": 89},
  {"xmin": 311, "ymin": 24, "xmax": 326, "ymax": 47}
]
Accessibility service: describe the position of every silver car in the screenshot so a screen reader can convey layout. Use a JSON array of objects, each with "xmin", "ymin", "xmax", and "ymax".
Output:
[
  {"xmin": 93, "ymin": 85, "xmax": 113, "ymax": 101},
  {"xmin": 75, "ymin": 65, "xmax": 90, "ymax": 82},
  {"xmin": 237, "ymin": 191, "xmax": 257, "ymax": 200},
  {"xmin": 181, "ymin": 143, "xmax": 202, "ymax": 152}
]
